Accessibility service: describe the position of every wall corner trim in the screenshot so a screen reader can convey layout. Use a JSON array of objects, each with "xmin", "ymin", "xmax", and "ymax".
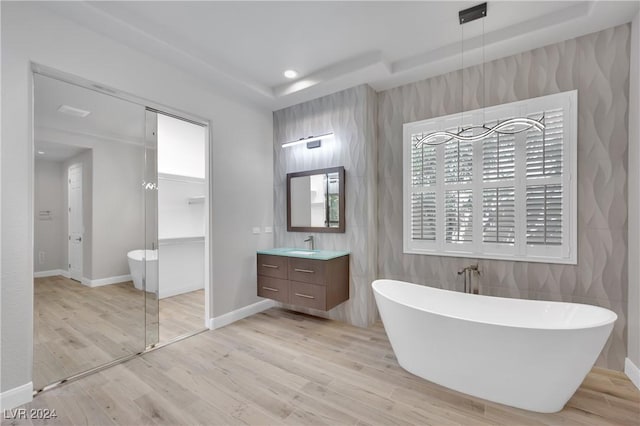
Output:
[
  {"xmin": 209, "ymin": 299, "xmax": 276, "ymax": 330},
  {"xmin": 0, "ymin": 382, "xmax": 33, "ymax": 412},
  {"xmin": 625, "ymin": 358, "xmax": 640, "ymax": 390}
]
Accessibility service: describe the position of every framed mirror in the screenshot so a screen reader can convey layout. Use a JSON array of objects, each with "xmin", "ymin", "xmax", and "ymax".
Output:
[{"xmin": 287, "ymin": 166, "xmax": 345, "ymax": 233}]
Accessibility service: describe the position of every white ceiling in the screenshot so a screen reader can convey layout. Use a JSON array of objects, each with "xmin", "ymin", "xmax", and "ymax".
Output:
[
  {"xmin": 43, "ymin": 1, "xmax": 639, "ymax": 111},
  {"xmin": 34, "ymin": 73, "xmax": 146, "ymax": 160}
]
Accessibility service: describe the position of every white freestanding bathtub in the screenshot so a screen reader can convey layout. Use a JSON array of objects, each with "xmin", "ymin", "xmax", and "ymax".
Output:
[
  {"xmin": 372, "ymin": 279, "xmax": 617, "ymax": 413},
  {"xmin": 126, "ymin": 249, "xmax": 158, "ymax": 293},
  {"xmin": 127, "ymin": 237, "xmax": 204, "ymax": 299}
]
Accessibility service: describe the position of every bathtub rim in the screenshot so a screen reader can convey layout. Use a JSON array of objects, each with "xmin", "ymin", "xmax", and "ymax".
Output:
[
  {"xmin": 126, "ymin": 249, "xmax": 158, "ymax": 262},
  {"xmin": 372, "ymin": 279, "xmax": 617, "ymax": 331}
]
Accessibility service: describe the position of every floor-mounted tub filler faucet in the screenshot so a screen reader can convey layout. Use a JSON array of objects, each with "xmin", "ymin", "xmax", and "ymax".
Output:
[
  {"xmin": 304, "ymin": 235, "xmax": 314, "ymax": 250},
  {"xmin": 458, "ymin": 264, "xmax": 481, "ymax": 294}
]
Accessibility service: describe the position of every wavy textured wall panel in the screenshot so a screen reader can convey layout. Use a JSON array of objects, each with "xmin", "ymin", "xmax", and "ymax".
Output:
[
  {"xmin": 377, "ymin": 25, "xmax": 630, "ymax": 370},
  {"xmin": 273, "ymin": 85, "xmax": 378, "ymax": 327}
]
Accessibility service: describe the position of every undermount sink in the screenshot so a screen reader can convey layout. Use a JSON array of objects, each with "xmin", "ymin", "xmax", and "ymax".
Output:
[{"xmin": 287, "ymin": 250, "xmax": 317, "ymax": 255}]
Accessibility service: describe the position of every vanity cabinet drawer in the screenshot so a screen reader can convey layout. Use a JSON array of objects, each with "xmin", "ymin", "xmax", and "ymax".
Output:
[
  {"xmin": 288, "ymin": 258, "xmax": 326, "ymax": 285},
  {"xmin": 290, "ymin": 281, "xmax": 326, "ymax": 310},
  {"xmin": 257, "ymin": 252, "xmax": 349, "ymax": 311},
  {"xmin": 257, "ymin": 254, "xmax": 288, "ymax": 279},
  {"xmin": 257, "ymin": 276, "xmax": 289, "ymax": 303}
]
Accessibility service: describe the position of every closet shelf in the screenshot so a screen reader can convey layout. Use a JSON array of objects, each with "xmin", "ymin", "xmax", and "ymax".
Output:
[{"xmin": 188, "ymin": 196, "xmax": 205, "ymax": 205}]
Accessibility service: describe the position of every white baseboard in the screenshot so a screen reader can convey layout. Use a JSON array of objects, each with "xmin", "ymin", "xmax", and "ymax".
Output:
[
  {"xmin": 625, "ymin": 357, "xmax": 640, "ymax": 390},
  {"xmin": 34, "ymin": 269, "xmax": 68, "ymax": 278},
  {"xmin": 209, "ymin": 299, "xmax": 275, "ymax": 330},
  {"xmin": 81, "ymin": 274, "xmax": 132, "ymax": 288},
  {"xmin": 0, "ymin": 382, "xmax": 32, "ymax": 412}
]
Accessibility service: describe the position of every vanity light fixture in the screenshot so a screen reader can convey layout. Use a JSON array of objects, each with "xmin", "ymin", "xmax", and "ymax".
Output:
[
  {"xmin": 417, "ymin": 2, "xmax": 545, "ymax": 148},
  {"xmin": 57, "ymin": 104, "xmax": 91, "ymax": 118},
  {"xmin": 282, "ymin": 132, "xmax": 334, "ymax": 149},
  {"xmin": 283, "ymin": 69, "xmax": 298, "ymax": 79}
]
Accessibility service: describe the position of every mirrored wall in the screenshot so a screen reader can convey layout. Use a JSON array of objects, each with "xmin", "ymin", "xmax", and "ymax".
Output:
[
  {"xmin": 33, "ymin": 71, "xmax": 209, "ymax": 391},
  {"xmin": 33, "ymin": 73, "xmax": 155, "ymax": 390}
]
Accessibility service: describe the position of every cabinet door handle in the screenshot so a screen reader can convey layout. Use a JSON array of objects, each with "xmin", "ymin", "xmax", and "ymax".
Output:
[
  {"xmin": 294, "ymin": 268, "xmax": 314, "ymax": 274},
  {"xmin": 295, "ymin": 293, "xmax": 315, "ymax": 299},
  {"xmin": 262, "ymin": 264, "xmax": 279, "ymax": 269},
  {"xmin": 262, "ymin": 286, "xmax": 279, "ymax": 292}
]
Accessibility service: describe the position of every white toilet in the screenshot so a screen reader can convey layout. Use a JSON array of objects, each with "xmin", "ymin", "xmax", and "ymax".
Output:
[{"xmin": 126, "ymin": 249, "xmax": 158, "ymax": 292}]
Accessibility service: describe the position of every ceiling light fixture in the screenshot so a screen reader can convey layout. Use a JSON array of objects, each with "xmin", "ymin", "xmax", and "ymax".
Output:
[
  {"xmin": 57, "ymin": 104, "xmax": 91, "ymax": 118},
  {"xmin": 282, "ymin": 132, "xmax": 333, "ymax": 149},
  {"xmin": 417, "ymin": 2, "xmax": 545, "ymax": 147},
  {"xmin": 283, "ymin": 69, "xmax": 298, "ymax": 79},
  {"xmin": 416, "ymin": 117, "xmax": 545, "ymax": 147},
  {"xmin": 37, "ymin": 151, "xmax": 45, "ymax": 155}
]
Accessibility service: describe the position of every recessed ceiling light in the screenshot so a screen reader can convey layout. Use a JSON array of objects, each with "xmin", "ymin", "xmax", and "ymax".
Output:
[
  {"xmin": 283, "ymin": 70, "xmax": 298, "ymax": 79},
  {"xmin": 37, "ymin": 151, "xmax": 45, "ymax": 155},
  {"xmin": 57, "ymin": 104, "xmax": 91, "ymax": 118}
]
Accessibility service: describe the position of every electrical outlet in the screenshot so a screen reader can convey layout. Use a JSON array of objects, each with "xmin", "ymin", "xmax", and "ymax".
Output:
[{"xmin": 38, "ymin": 251, "xmax": 45, "ymax": 265}]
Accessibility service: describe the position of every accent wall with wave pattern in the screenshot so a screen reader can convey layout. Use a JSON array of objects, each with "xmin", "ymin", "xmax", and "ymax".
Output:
[
  {"xmin": 274, "ymin": 24, "xmax": 630, "ymax": 371},
  {"xmin": 377, "ymin": 24, "xmax": 630, "ymax": 370}
]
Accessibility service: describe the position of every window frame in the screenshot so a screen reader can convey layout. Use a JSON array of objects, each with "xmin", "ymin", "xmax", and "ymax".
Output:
[{"xmin": 402, "ymin": 90, "xmax": 577, "ymax": 265}]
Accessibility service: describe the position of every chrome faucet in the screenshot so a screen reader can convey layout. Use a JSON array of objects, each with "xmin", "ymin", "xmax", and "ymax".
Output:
[
  {"xmin": 458, "ymin": 264, "xmax": 481, "ymax": 294},
  {"xmin": 304, "ymin": 235, "xmax": 315, "ymax": 250}
]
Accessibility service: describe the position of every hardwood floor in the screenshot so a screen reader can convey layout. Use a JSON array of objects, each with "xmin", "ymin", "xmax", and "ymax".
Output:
[
  {"xmin": 159, "ymin": 289, "xmax": 206, "ymax": 343},
  {"xmin": 34, "ymin": 276, "xmax": 146, "ymax": 390},
  {"xmin": 34, "ymin": 276, "xmax": 205, "ymax": 390},
  {"xmin": 16, "ymin": 307, "xmax": 639, "ymax": 426}
]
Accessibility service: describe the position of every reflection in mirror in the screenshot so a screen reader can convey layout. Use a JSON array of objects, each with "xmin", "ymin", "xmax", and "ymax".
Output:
[
  {"xmin": 287, "ymin": 166, "xmax": 345, "ymax": 233},
  {"xmin": 33, "ymin": 74, "xmax": 147, "ymax": 390}
]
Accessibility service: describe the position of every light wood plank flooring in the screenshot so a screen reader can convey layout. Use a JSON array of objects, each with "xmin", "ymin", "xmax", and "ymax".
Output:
[
  {"xmin": 15, "ymin": 307, "xmax": 639, "ymax": 426},
  {"xmin": 159, "ymin": 289, "xmax": 205, "ymax": 343},
  {"xmin": 34, "ymin": 276, "xmax": 146, "ymax": 390},
  {"xmin": 34, "ymin": 276, "xmax": 205, "ymax": 390}
]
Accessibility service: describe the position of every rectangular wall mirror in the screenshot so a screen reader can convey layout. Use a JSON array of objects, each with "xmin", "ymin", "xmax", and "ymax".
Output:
[{"xmin": 287, "ymin": 166, "xmax": 345, "ymax": 233}]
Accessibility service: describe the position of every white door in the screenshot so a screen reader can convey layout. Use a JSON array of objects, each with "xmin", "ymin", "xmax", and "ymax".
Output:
[{"xmin": 68, "ymin": 164, "xmax": 83, "ymax": 282}]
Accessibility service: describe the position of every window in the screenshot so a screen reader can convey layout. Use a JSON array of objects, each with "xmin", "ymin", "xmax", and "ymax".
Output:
[{"xmin": 403, "ymin": 91, "xmax": 577, "ymax": 264}]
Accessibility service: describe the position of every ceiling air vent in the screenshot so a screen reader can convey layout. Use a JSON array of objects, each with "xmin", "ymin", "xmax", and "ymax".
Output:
[{"xmin": 57, "ymin": 104, "xmax": 91, "ymax": 118}]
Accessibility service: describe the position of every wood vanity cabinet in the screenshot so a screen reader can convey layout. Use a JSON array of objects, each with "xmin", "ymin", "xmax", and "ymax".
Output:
[{"xmin": 257, "ymin": 253, "xmax": 349, "ymax": 311}]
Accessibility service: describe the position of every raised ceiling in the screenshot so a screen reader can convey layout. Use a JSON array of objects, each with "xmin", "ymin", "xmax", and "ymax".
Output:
[{"xmin": 43, "ymin": 1, "xmax": 639, "ymax": 110}]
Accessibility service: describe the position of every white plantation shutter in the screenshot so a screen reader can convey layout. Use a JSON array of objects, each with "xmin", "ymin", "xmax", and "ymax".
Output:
[
  {"xmin": 403, "ymin": 90, "xmax": 576, "ymax": 264},
  {"xmin": 411, "ymin": 138, "xmax": 436, "ymax": 186},
  {"xmin": 482, "ymin": 187, "xmax": 515, "ymax": 244},
  {"xmin": 526, "ymin": 184, "xmax": 563, "ymax": 245},
  {"xmin": 483, "ymin": 120, "xmax": 516, "ymax": 181},
  {"xmin": 411, "ymin": 192, "xmax": 436, "ymax": 241},
  {"xmin": 444, "ymin": 139, "xmax": 473, "ymax": 183},
  {"xmin": 445, "ymin": 190, "xmax": 473, "ymax": 243},
  {"xmin": 526, "ymin": 109, "xmax": 563, "ymax": 178}
]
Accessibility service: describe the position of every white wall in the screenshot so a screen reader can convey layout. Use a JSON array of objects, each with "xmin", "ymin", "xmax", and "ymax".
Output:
[
  {"xmin": 33, "ymin": 159, "xmax": 65, "ymax": 273},
  {"xmin": 1, "ymin": 1, "xmax": 273, "ymax": 399},
  {"xmin": 90, "ymin": 141, "xmax": 144, "ymax": 279},
  {"xmin": 158, "ymin": 114, "xmax": 206, "ymax": 179},
  {"xmin": 158, "ymin": 175, "xmax": 205, "ymax": 239},
  {"xmin": 627, "ymin": 11, "xmax": 640, "ymax": 386},
  {"xmin": 41, "ymin": 128, "xmax": 144, "ymax": 281}
]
